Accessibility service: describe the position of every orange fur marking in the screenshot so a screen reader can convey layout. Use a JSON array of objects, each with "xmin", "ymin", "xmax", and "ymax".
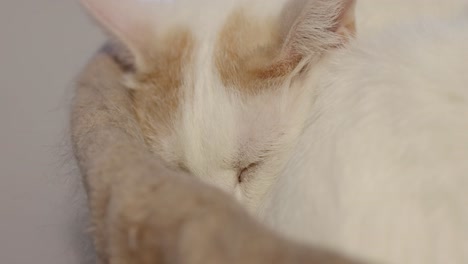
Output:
[
  {"xmin": 215, "ymin": 10, "xmax": 299, "ymax": 94},
  {"xmin": 129, "ymin": 28, "xmax": 194, "ymax": 148}
]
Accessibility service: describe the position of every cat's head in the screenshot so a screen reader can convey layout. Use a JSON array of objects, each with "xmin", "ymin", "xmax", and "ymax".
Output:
[{"xmin": 81, "ymin": 0, "xmax": 355, "ymax": 210}]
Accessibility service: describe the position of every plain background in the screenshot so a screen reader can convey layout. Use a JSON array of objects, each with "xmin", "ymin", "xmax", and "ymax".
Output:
[{"xmin": 0, "ymin": 1, "xmax": 103, "ymax": 263}]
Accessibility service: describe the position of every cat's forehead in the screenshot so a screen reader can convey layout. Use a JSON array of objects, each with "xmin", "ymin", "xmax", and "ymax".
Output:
[
  {"xmin": 131, "ymin": 3, "xmax": 292, "ymax": 150},
  {"xmin": 131, "ymin": 1, "xmax": 291, "ymax": 83}
]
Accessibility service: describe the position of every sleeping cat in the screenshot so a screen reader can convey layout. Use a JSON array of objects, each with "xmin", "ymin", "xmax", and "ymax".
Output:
[
  {"xmin": 80, "ymin": 0, "xmax": 357, "ymax": 212},
  {"xmin": 80, "ymin": 0, "xmax": 468, "ymax": 263}
]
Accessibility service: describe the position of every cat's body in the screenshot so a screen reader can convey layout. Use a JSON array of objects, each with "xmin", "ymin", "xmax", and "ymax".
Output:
[
  {"xmin": 260, "ymin": 16, "xmax": 468, "ymax": 263},
  {"xmin": 78, "ymin": 0, "xmax": 468, "ymax": 263}
]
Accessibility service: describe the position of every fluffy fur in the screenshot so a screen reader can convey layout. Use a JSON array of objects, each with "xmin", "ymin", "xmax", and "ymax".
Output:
[{"xmin": 260, "ymin": 14, "xmax": 468, "ymax": 264}]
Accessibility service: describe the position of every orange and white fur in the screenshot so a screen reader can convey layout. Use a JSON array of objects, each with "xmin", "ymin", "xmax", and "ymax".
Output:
[{"xmin": 80, "ymin": 0, "xmax": 468, "ymax": 263}]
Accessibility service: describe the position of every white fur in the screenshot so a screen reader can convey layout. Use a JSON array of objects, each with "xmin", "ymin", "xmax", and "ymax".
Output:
[
  {"xmin": 260, "ymin": 16, "xmax": 468, "ymax": 264},
  {"xmin": 172, "ymin": 44, "xmax": 312, "ymax": 210}
]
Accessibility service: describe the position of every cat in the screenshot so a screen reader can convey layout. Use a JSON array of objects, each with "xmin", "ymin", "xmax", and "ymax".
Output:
[
  {"xmin": 75, "ymin": 0, "xmax": 361, "ymax": 263},
  {"xmin": 260, "ymin": 11, "xmax": 468, "ymax": 264},
  {"xmin": 78, "ymin": 0, "xmax": 468, "ymax": 263},
  {"xmin": 72, "ymin": 42, "xmax": 361, "ymax": 264},
  {"xmin": 79, "ymin": 0, "xmax": 356, "ymax": 212},
  {"xmin": 71, "ymin": 1, "xmax": 364, "ymax": 264}
]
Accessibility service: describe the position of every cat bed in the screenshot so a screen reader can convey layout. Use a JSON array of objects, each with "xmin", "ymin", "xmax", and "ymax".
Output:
[{"xmin": 70, "ymin": 44, "xmax": 359, "ymax": 264}]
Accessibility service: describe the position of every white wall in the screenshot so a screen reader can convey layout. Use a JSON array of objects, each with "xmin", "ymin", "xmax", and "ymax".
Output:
[{"xmin": 0, "ymin": 1, "xmax": 103, "ymax": 263}]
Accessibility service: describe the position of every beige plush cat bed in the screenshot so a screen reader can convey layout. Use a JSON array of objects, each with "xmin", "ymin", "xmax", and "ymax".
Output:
[{"xmin": 70, "ymin": 44, "xmax": 360, "ymax": 264}]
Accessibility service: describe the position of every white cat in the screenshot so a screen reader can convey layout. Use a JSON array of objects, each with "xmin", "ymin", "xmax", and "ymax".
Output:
[
  {"xmin": 80, "ymin": 0, "xmax": 468, "ymax": 263},
  {"xmin": 80, "ymin": 0, "xmax": 358, "ymax": 212}
]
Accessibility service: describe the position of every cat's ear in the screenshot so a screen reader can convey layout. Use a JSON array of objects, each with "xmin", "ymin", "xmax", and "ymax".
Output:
[
  {"xmin": 80, "ymin": 0, "xmax": 160, "ymax": 71},
  {"xmin": 279, "ymin": 0, "xmax": 356, "ymax": 64}
]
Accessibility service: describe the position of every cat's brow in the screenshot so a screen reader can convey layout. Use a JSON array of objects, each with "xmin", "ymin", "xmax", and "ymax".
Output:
[{"xmin": 215, "ymin": 9, "xmax": 295, "ymax": 94}]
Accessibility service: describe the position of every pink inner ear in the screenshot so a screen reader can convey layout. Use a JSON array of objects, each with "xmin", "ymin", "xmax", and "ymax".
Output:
[
  {"xmin": 80, "ymin": 0, "xmax": 147, "ymax": 40},
  {"xmin": 80, "ymin": 0, "xmax": 154, "ymax": 68}
]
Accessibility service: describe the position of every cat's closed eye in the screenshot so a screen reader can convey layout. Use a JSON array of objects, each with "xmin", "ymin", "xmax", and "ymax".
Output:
[{"xmin": 238, "ymin": 162, "xmax": 259, "ymax": 183}]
